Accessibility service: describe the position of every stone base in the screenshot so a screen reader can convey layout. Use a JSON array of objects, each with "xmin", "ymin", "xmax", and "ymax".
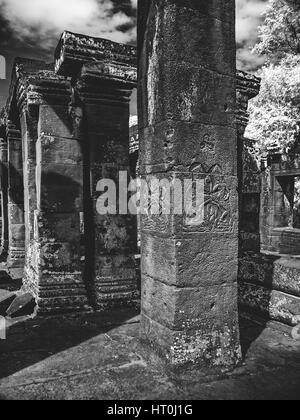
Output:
[
  {"xmin": 239, "ymin": 252, "xmax": 300, "ymax": 326},
  {"xmin": 7, "ymin": 247, "xmax": 25, "ymax": 279},
  {"xmin": 23, "ymin": 269, "xmax": 91, "ymax": 315},
  {"xmin": 140, "ymin": 313, "xmax": 242, "ymax": 378},
  {"xmin": 95, "ymin": 277, "xmax": 140, "ymax": 310}
]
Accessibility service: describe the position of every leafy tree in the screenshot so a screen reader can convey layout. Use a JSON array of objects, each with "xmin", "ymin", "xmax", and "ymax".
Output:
[
  {"xmin": 254, "ymin": 0, "xmax": 300, "ymax": 60},
  {"xmin": 246, "ymin": 0, "xmax": 300, "ymax": 151},
  {"xmin": 246, "ymin": 55, "xmax": 300, "ymax": 150}
]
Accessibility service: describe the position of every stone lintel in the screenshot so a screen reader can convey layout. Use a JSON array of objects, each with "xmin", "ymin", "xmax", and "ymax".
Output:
[
  {"xmin": 6, "ymin": 58, "xmax": 71, "ymax": 115},
  {"xmin": 55, "ymin": 31, "xmax": 137, "ymax": 77},
  {"xmin": 79, "ymin": 62, "xmax": 137, "ymax": 86},
  {"xmin": 76, "ymin": 62, "xmax": 137, "ymax": 105}
]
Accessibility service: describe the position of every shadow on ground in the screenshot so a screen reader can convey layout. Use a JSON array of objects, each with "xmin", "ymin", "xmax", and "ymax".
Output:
[
  {"xmin": 0, "ymin": 309, "xmax": 300, "ymax": 400},
  {"xmin": 0, "ymin": 308, "xmax": 139, "ymax": 380}
]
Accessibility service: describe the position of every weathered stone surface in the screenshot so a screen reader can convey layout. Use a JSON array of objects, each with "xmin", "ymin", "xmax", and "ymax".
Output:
[
  {"xmin": 55, "ymin": 31, "xmax": 137, "ymax": 77},
  {"xmin": 138, "ymin": 0, "xmax": 241, "ymax": 370},
  {"xmin": 59, "ymin": 35, "xmax": 139, "ymax": 310},
  {"xmin": 140, "ymin": 314, "xmax": 240, "ymax": 371},
  {"xmin": 239, "ymin": 282, "xmax": 300, "ymax": 326},
  {"xmin": 6, "ymin": 293, "xmax": 36, "ymax": 318},
  {"xmin": 141, "ymin": 233, "xmax": 238, "ymax": 288},
  {"xmin": 6, "ymin": 122, "xmax": 25, "ymax": 273},
  {"xmin": 142, "ymin": 275, "xmax": 239, "ymax": 331}
]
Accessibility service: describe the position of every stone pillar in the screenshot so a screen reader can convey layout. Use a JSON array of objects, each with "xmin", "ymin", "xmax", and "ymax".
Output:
[
  {"xmin": 55, "ymin": 32, "xmax": 139, "ymax": 310},
  {"xmin": 0, "ymin": 135, "xmax": 9, "ymax": 259},
  {"xmin": 2, "ymin": 61, "xmax": 89, "ymax": 314},
  {"xmin": 236, "ymin": 71, "xmax": 261, "ymax": 254},
  {"xmin": 31, "ymin": 79, "xmax": 89, "ymax": 314},
  {"xmin": 138, "ymin": 0, "xmax": 241, "ymax": 372},
  {"xmin": 20, "ymin": 106, "xmax": 38, "ymax": 251},
  {"xmin": 6, "ymin": 121, "xmax": 25, "ymax": 278}
]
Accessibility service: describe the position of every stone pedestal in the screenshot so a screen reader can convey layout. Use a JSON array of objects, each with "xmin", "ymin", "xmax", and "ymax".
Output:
[
  {"xmin": 55, "ymin": 32, "xmax": 139, "ymax": 310},
  {"xmin": 6, "ymin": 121, "xmax": 25, "ymax": 279},
  {"xmin": 138, "ymin": 0, "xmax": 241, "ymax": 372}
]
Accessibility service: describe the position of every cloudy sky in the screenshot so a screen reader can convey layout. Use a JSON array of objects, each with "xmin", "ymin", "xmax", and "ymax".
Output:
[{"xmin": 0, "ymin": 0, "xmax": 268, "ymax": 112}]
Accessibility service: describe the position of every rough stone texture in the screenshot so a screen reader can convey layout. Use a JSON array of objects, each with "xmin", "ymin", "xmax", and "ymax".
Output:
[
  {"xmin": 55, "ymin": 32, "xmax": 139, "ymax": 310},
  {"xmin": 55, "ymin": 31, "xmax": 136, "ymax": 76},
  {"xmin": 0, "ymin": 36, "xmax": 140, "ymax": 314},
  {"xmin": 138, "ymin": 0, "xmax": 241, "ymax": 371},
  {"xmin": 0, "ymin": 58, "xmax": 90, "ymax": 314},
  {"xmin": 5, "ymin": 119, "xmax": 25, "ymax": 279},
  {"xmin": 238, "ymin": 253, "xmax": 300, "ymax": 324},
  {"xmin": 0, "ymin": 132, "xmax": 9, "ymax": 259},
  {"xmin": 239, "ymin": 282, "xmax": 300, "ymax": 326}
]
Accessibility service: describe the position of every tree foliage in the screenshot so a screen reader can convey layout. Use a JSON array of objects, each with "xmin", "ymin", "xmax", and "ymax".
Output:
[
  {"xmin": 254, "ymin": 0, "xmax": 300, "ymax": 60},
  {"xmin": 246, "ymin": 0, "xmax": 300, "ymax": 151}
]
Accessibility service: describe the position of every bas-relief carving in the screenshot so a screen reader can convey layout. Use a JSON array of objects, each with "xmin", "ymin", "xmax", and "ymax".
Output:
[
  {"xmin": 185, "ymin": 163, "xmax": 234, "ymax": 233},
  {"xmin": 141, "ymin": 163, "xmax": 235, "ymax": 234}
]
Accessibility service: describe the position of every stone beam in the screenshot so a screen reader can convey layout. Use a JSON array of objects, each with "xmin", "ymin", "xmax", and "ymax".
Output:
[
  {"xmin": 55, "ymin": 31, "xmax": 136, "ymax": 77},
  {"xmin": 138, "ymin": 0, "xmax": 241, "ymax": 374}
]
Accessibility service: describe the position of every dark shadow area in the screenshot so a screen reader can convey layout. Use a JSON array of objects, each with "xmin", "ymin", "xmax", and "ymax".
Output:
[
  {"xmin": 0, "ymin": 307, "xmax": 140, "ymax": 380},
  {"xmin": 237, "ymin": 137, "xmax": 272, "ymax": 358},
  {"xmin": 0, "ymin": 269, "xmax": 22, "ymax": 291},
  {"xmin": 81, "ymin": 107, "xmax": 97, "ymax": 310}
]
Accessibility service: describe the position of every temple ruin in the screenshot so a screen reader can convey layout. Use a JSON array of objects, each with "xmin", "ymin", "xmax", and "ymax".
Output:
[{"xmin": 0, "ymin": 0, "xmax": 300, "ymax": 377}]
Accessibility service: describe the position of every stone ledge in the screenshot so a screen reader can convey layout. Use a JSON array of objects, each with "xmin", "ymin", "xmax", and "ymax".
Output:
[
  {"xmin": 55, "ymin": 31, "xmax": 137, "ymax": 77},
  {"xmin": 239, "ymin": 282, "xmax": 300, "ymax": 326}
]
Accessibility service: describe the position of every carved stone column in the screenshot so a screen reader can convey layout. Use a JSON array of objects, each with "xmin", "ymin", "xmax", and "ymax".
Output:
[
  {"xmin": 7, "ymin": 58, "xmax": 89, "ymax": 313},
  {"xmin": 0, "ymin": 135, "xmax": 8, "ymax": 259},
  {"xmin": 138, "ymin": 0, "xmax": 241, "ymax": 373},
  {"xmin": 6, "ymin": 120, "xmax": 25, "ymax": 278},
  {"xmin": 55, "ymin": 32, "xmax": 139, "ymax": 309},
  {"xmin": 20, "ymin": 105, "xmax": 39, "ymax": 251},
  {"xmin": 236, "ymin": 71, "xmax": 261, "ymax": 254}
]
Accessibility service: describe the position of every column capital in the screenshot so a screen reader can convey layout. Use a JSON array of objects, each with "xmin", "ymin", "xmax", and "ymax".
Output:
[
  {"xmin": 55, "ymin": 31, "xmax": 137, "ymax": 78},
  {"xmin": 6, "ymin": 58, "xmax": 72, "ymax": 115}
]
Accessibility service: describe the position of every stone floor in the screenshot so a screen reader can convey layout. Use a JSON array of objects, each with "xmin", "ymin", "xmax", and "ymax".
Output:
[{"xmin": 0, "ymin": 308, "xmax": 300, "ymax": 400}]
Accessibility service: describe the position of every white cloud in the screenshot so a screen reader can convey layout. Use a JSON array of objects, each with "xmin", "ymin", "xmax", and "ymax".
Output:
[
  {"xmin": 0, "ymin": 0, "xmax": 135, "ymax": 48},
  {"xmin": 0, "ymin": 0, "xmax": 269, "ymax": 72},
  {"xmin": 236, "ymin": 0, "xmax": 268, "ymax": 71},
  {"xmin": 236, "ymin": 0, "xmax": 267, "ymax": 45}
]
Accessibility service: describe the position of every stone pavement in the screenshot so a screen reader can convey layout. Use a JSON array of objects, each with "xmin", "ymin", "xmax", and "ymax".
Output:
[{"xmin": 0, "ymin": 309, "xmax": 300, "ymax": 400}]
